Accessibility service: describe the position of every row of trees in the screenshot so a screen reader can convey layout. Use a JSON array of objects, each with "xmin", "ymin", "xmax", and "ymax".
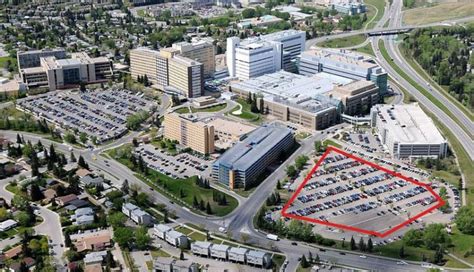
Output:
[{"xmin": 403, "ymin": 27, "xmax": 473, "ymax": 110}]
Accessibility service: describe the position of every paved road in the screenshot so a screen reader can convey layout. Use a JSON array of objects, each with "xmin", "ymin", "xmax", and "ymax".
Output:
[{"xmin": 0, "ymin": 172, "xmax": 66, "ymax": 271}]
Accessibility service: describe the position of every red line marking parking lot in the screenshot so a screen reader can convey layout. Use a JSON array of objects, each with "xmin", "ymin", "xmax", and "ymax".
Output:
[{"xmin": 281, "ymin": 146, "xmax": 445, "ymax": 238}]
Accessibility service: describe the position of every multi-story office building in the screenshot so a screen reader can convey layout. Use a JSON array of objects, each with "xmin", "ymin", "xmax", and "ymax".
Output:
[
  {"xmin": 212, "ymin": 125, "xmax": 294, "ymax": 189},
  {"xmin": 168, "ymin": 55, "xmax": 204, "ymax": 98},
  {"xmin": 163, "ymin": 113, "xmax": 215, "ymax": 155},
  {"xmin": 327, "ymin": 80, "xmax": 380, "ymax": 115},
  {"xmin": 299, "ymin": 48, "xmax": 388, "ymax": 95},
  {"xmin": 230, "ymin": 71, "xmax": 379, "ymax": 130},
  {"xmin": 371, "ymin": 104, "xmax": 448, "ymax": 159},
  {"xmin": 20, "ymin": 52, "xmax": 112, "ymax": 91},
  {"xmin": 333, "ymin": 2, "xmax": 366, "ymax": 15},
  {"xmin": 172, "ymin": 40, "xmax": 215, "ymax": 78},
  {"xmin": 130, "ymin": 48, "xmax": 169, "ymax": 87},
  {"xmin": 226, "ymin": 30, "xmax": 305, "ymax": 80},
  {"xmin": 129, "ymin": 47, "xmax": 204, "ymax": 98},
  {"xmin": 17, "ymin": 48, "xmax": 67, "ymax": 69}
]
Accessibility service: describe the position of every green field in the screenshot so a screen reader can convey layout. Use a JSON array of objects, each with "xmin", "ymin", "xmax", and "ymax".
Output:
[
  {"xmin": 448, "ymin": 227, "xmax": 474, "ymax": 264},
  {"xmin": 174, "ymin": 103, "xmax": 227, "ymax": 114},
  {"xmin": 364, "ymin": 0, "xmax": 387, "ymax": 29},
  {"xmin": 319, "ymin": 34, "xmax": 367, "ymax": 48},
  {"xmin": 227, "ymin": 98, "xmax": 260, "ymax": 121}
]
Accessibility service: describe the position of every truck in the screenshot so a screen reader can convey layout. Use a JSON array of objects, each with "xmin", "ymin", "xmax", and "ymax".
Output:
[{"xmin": 266, "ymin": 234, "xmax": 279, "ymax": 241}]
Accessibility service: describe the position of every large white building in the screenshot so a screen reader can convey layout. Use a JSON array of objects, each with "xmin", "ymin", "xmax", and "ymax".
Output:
[
  {"xmin": 226, "ymin": 30, "xmax": 305, "ymax": 80},
  {"xmin": 299, "ymin": 48, "xmax": 388, "ymax": 95},
  {"xmin": 371, "ymin": 104, "xmax": 448, "ymax": 159}
]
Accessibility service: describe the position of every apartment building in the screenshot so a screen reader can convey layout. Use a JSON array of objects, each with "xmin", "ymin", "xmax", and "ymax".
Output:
[
  {"xmin": 212, "ymin": 125, "xmax": 294, "ymax": 189},
  {"xmin": 17, "ymin": 48, "xmax": 67, "ymax": 69},
  {"xmin": 19, "ymin": 52, "xmax": 112, "ymax": 91},
  {"xmin": 299, "ymin": 48, "xmax": 388, "ymax": 95},
  {"xmin": 168, "ymin": 55, "xmax": 204, "ymax": 98},
  {"xmin": 130, "ymin": 48, "xmax": 169, "ymax": 87},
  {"xmin": 163, "ymin": 113, "xmax": 215, "ymax": 155},
  {"xmin": 226, "ymin": 30, "xmax": 305, "ymax": 80},
  {"xmin": 172, "ymin": 40, "xmax": 215, "ymax": 78},
  {"xmin": 371, "ymin": 104, "xmax": 448, "ymax": 159}
]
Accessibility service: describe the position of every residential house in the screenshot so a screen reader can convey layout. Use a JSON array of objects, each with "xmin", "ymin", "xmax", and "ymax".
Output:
[
  {"xmin": 55, "ymin": 194, "xmax": 78, "ymax": 206},
  {"xmin": 210, "ymin": 244, "xmax": 229, "ymax": 260},
  {"xmin": 153, "ymin": 224, "xmax": 172, "ymax": 240},
  {"xmin": 71, "ymin": 229, "xmax": 112, "ymax": 252},
  {"xmin": 0, "ymin": 219, "xmax": 18, "ymax": 232},
  {"xmin": 130, "ymin": 209, "xmax": 152, "ymax": 226},
  {"xmin": 191, "ymin": 241, "xmax": 212, "ymax": 257},
  {"xmin": 84, "ymin": 263, "xmax": 103, "ymax": 272},
  {"xmin": 164, "ymin": 230, "xmax": 188, "ymax": 249},
  {"xmin": 173, "ymin": 260, "xmax": 198, "ymax": 272},
  {"xmin": 246, "ymin": 250, "xmax": 272, "ymax": 268},
  {"xmin": 84, "ymin": 251, "xmax": 107, "ymax": 265},
  {"xmin": 76, "ymin": 168, "xmax": 92, "ymax": 178},
  {"xmin": 74, "ymin": 214, "xmax": 95, "ymax": 226},
  {"xmin": 153, "ymin": 257, "xmax": 174, "ymax": 272},
  {"xmin": 80, "ymin": 175, "xmax": 104, "ymax": 187},
  {"xmin": 4, "ymin": 245, "xmax": 22, "ymax": 259},
  {"xmin": 228, "ymin": 247, "xmax": 248, "ymax": 263}
]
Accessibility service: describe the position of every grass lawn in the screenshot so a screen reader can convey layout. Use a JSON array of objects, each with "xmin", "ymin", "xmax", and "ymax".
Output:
[
  {"xmin": 323, "ymin": 139, "xmax": 342, "ymax": 148},
  {"xmin": 107, "ymin": 145, "xmax": 238, "ymax": 216},
  {"xmin": 175, "ymin": 226, "xmax": 194, "ymax": 235},
  {"xmin": 0, "ymin": 56, "xmax": 17, "ymax": 72},
  {"xmin": 6, "ymin": 184, "xmax": 28, "ymax": 198},
  {"xmin": 226, "ymin": 98, "xmax": 260, "ymax": 121},
  {"xmin": 174, "ymin": 104, "xmax": 227, "ymax": 114},
  {"xmin": 364, "ymin": 0, "xmax": 386, "ymax": 29},
  {"xmin": 185, "ymin": 223, "xmax": 207, "ymax": 232},
  {"xmin": 319, "ymin": 34, "xmax": 367, "ymax": 48},
  {"xmin": 174, "ymin": 107, "xmax": 190, "ymax": 114},
  {"xmin": 188, "ymin": 231, "xmax": 207, "ymax": 241},
  {"xmin": 403, "ymin": 2, "xmax": 474, "ymax": 25},
  {"xmin": 448, "ymin": 227, "xmax": 474, "ymax": 264},
  {"xmin": 378, "ymin": 40, "xmax": 470, "ymax": 137},
  {"xmin": 191, "ymin": 103, "xmax": 227, "ymax": 113},
  {"xmin": 151, "ymin": 249, "xmax": 171, "ymax": 258},
  {"xmin": 295, "ymin": 132, "xmax": 311, "ymax": 141},
  {"xmin": 354, "ymin": 43, "xmax": 375, "ymax": 56},
  {"xmin": 432, "ymin": 170, "xmax": 461, "ymax": 187},
  {"xmin": 272, "ymin": 254, "xmax": 286, "ymax": 271}
]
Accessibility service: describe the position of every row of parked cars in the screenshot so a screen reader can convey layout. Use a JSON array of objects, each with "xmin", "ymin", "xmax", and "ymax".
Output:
[{"xmin": 383, "ymin": 186, "xmax": 427, "ymax": 204}]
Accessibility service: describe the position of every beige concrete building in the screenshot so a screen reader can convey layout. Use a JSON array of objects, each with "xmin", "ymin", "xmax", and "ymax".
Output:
[
  {"xmin": 168, "ymin": 55, "xmax": 204, "ymax": 98},
  {"xmin": 163, "ymin": 113, "xmax": 214, "ymax": 155},
  {"xmin": 172, "ymin": 40, "xmax": 215, "ymax": 78},
  {"xmin": 327, "ymin": 80, "xmax": 380, "ymax": 116},
  {"xmin": 20, "ymin": 52, "xmax": 112, "ymax": 91},
  {"xmin": 130, "ymin": 48, "xmax": 169, "ymax": 88}
]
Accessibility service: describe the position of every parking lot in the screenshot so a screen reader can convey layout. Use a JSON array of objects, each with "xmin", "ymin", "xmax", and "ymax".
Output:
[
  {"xmin": 17, "ymin": 89, "xmax": 155, "ymax": 143},
  {"xmin": 273, "ymin": 148, "xmax": 454, "ymax": 242},
  {"xmin": 135, "ymin": 144, "xmax": 212, "ymax": 179}
]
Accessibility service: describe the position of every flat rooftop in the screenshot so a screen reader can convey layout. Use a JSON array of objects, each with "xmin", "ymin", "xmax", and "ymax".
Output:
[
  {"xmin": 374, "ymin": 104, "xmax": 446, "ymax": 144},
  {"xmin": 301, "ymin": 48, "xmax": 379, "ymax": 69},
  {"xmin": 215, "ymin": 125, "xmax": 292, "ymax": 171},
  {"xmin": 206, "ymin": 117, "xmax": 255, "ymax": 136},
  {"xmin": 230, "ymin": 71, "xmax": 345, "ymax": 113}
]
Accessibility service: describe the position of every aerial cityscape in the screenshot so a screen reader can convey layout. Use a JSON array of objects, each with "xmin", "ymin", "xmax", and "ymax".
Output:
[{"xmin": 0, "ymin": 0, "xmax": 472, "ymax": 271}]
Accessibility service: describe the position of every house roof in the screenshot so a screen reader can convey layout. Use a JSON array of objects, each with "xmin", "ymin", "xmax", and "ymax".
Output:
[
  {"xmin": 56, "ymin": 194, "xmax": 78, "ymax": 205},
  {"xmin": 76, "ymin": 168, "xmax": 92, "ymax": 177},
  {"xmin": 5, "ymin": 245, "xmax": 22, "ymax": 259}
]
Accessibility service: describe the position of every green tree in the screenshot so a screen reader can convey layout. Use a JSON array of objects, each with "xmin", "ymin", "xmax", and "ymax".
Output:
[
  {"xmin": 79, "ymin": 132, "xmax": 88, "ymax": 144},
  {"xmin": 286, "ymin": 165, "xmax": 297, "ymax": 178},
  {"xmin": 350, "ymin": 236, "xmax": 356, "ymax": 250},
  {"xmin": 64, "ymin": 133, "xmax": 77, "ymax": 144},
  {"xmin": 455, "ymin": 205, "xmax": 474, "ymax": 234},
  {"xmin": 300, "ymin": 254, "xmax": 309, "ymax": 268},
  {"xmin": 423, "ymin": 224, "xmax": 451, "ymax": 250},
  {"xmin": 367, "ymin": 238, "xmax": 373, "ymax": 252},
  {"xmin": 108, "ymin": 212, "xmax": 127, "ymax": 228},
  {"xmin": 135, "ymin": 227, "xmax": 151, "ymax": 250},
  {"xmin": 114, "ymin": 227, "xmax": 134, "ymax": 249}
]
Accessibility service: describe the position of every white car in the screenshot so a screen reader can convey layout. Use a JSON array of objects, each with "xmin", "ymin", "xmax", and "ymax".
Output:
[
  {"xmin": 396, "ymin": 261, "xmax": 407, "ymax": 265},
  {"xmin": 359, "ymin": 255, "xmax": 367, "ymax": 259}
]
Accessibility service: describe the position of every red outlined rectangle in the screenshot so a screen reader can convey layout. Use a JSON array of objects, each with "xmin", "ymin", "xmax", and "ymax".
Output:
[{"xmin": 280, "ymin": 146, "xmax": 445, "ymax": 238}]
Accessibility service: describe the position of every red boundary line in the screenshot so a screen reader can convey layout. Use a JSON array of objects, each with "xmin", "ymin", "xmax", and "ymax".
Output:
[{"xmin": 281, "ymin": 146, "xmax": 445, "ymax": 238}]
